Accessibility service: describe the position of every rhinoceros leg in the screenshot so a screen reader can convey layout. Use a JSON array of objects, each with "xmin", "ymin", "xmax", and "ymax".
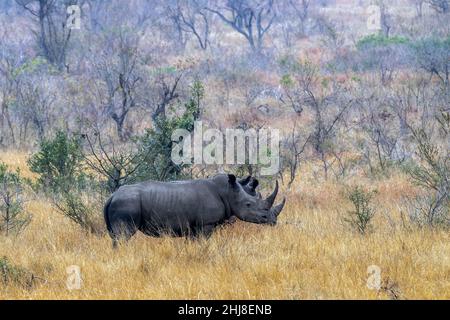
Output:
[
  {"xmin": 190, "ymin": 223, "xmax": 216, "ymax": 239},
  {"xmin": 106, "ymin": 195, "xmax": 142, "ymax": 248},
  {"xmin": 110, "ymin": 214, "xmax": 139, "ymax": 248}
]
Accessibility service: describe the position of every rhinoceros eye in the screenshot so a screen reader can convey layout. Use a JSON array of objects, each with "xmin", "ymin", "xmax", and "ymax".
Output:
[{"xmin": 245, "ymin": 202, "xmax": 251, "ymax": 207}]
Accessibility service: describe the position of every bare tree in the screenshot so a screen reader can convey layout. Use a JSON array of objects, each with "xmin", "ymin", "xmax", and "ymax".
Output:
[
  {"xmin": 426, "ymin": 0, "xmax": 449, "ymax": 13},
  {"xmin": 281, "ymin": 122, "xmax": 310, "ymax": 187},
  {"xmin": 92, "ymin": 29, "xmax": 143, "ymax": 141},
  {"xmin": 84, "ymin": 0, "xmax": 156, "ymax": 33},
  {"xmin": 362, "ymin": 109, "xmax": 401, "ymax": 172},
  {"xmin": 168, "ymin": 0, "xmax": 211, "ymax": 50},
  {"xmin": 0, "ymin": 36, "xmax": 22, "ymax": 146},
  {"xmin": 150, "ymin": 72, "xmax": 183, "ymax": 123},
  {"xmin": 409, "ymin": 0, "xmax": 426, "ymax": 17},
  {"xmin": 288, "ymin": 0, "xmax": 310, "ymax": 36},
  {"xmin": 281, "ymin": 60, "xmax": 353, "ymax": 179},
  {"xmin": 207, "ymin": 0, "xmax": 276, "ymax": 52},
  {"xmin": 82, "ymin": 130, "xmax": 147, "ymax": 192},
  {"xmin": 16, "ymin": 0, "xmax": 77, "ymax": 71},
  {"xmin": 17, "ymin": 77, "xmax": 56, "ymax": 142},
  {"xmin": 378, "ymin": 1, "xmax": 393, "ymax": 37}
]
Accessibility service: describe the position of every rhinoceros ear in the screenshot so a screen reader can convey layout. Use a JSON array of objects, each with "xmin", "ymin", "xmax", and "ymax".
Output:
[
  {"xmin": 238, "ymin": 175, "xmax": 251, "ymax": 186},
  {"xmin": 228, "ymin": 174, "xmax": 237, "ymax": 186}
]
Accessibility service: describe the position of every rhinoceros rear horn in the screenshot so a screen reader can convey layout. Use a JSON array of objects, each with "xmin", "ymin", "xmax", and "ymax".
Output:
[
  {"xmin": 250, "ymin": 178, "xmax": 259, "ymax": 190},
  {"xmin": 271, "ymin": 197, "xmax": 286, "ymax": 217},
  {"xmin": 265, "ymin": 180, "xmax": 279, "ymax": 208}
]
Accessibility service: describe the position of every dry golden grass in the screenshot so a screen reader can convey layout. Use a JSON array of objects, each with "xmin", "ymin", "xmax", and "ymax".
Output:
[
  {"xmin": 0, "ymin": 150, "xmax": 36, "ymax": 180},
  {"xmin": 0, "ymin": 152, "xmax": 449, "ymax": 300}
]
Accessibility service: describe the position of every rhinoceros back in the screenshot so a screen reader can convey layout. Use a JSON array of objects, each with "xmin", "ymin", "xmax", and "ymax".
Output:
[{"xmin": 105, "ymin": 179, "xmax": 227, "ymax": 238}]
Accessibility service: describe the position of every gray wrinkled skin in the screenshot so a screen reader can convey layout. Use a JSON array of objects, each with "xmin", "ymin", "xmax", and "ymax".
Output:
[{"xmin": 104, "ymin": 174, "xmax": 285, "ymax": 246}]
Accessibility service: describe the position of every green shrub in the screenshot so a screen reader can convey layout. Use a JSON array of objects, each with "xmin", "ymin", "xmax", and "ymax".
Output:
[
  {"xmin": 52, "ymin": 185, "xmax": 106, "ymax": 235},
  {"xmin": 0, "ymin": 162, "xmax": 31, "ymax": 236},
  {"xmin": 344, "ymin": 185, "xmax": 377, "ymax": 235},
  {"xmin": 28, "ymin": 131, "xmax": 104, "ymax": 233},
  {"xmin": 28, "ymin": 130, "xmax": 85, "ymax": 192},
  {"xmin": 405, "ymin": 112, "xmax": 450, "ymax": 227},
  {"xmin": 356, "ymin": 34, "xmax": 410, "ymax": 50},
  {"xmin": 135, "ymin": 81, "xmax": 203, "ymax": 182}
]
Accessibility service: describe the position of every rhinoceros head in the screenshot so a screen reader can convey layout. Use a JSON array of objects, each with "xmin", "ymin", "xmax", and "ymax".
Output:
[{"xmin": 226, "ymin": 174, "xmax": 285, "ymax": 225}]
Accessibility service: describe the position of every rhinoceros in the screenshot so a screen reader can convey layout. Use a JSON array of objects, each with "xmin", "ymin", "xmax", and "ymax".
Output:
[{"xmin": 103, "ymin": 174, "xmax": 285, "ymax": 246}]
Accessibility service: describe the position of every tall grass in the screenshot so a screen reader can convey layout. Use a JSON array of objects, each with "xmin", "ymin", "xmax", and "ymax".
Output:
[{"xmin": 0, "ymin": 152, "xmax": 448, "ymax": 299}]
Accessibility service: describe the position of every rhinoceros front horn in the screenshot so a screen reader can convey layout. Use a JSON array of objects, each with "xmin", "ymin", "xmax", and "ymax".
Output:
[
  {"xmin": 265, "ymin": 180, "xmax": 279, "ymax": 209},
  {"xmin": 271, "ymin": 197, "xmax": 286, "ymax": 217}
]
